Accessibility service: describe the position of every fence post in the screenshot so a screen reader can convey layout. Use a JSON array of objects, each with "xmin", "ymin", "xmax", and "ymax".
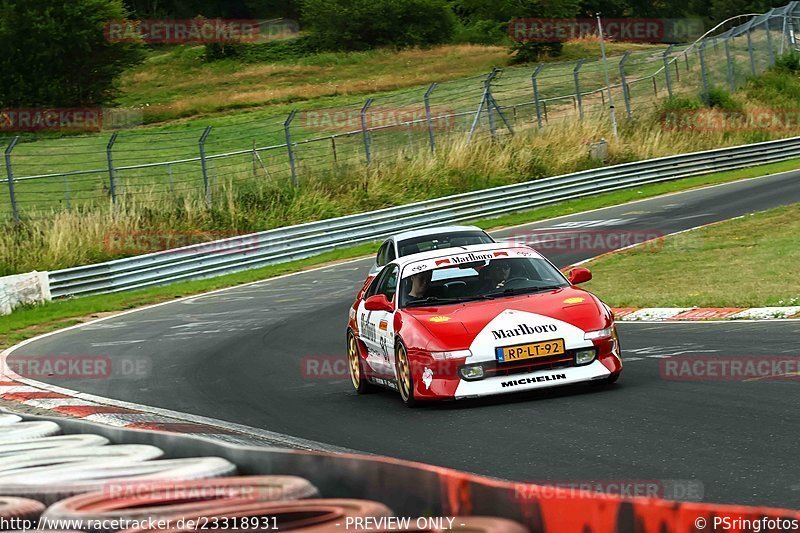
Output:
[
  {"xmin": 283, "ymin": 110, "xmax": 298, "ymax": 187},
  {"xmin": 699, "ymin": 40, "xmax": 709, "ymax": 95},
  {"xmin": 199, "ymin": 126, "xmax": 212, "ymax": 206},
  {"xmin": 467, "ymin": 69, "xmax": 494, "ymax": 143},
  {"xmin": 747, "ymin": 26, "xmax": 757, "ymax": 75},
  {"xmin": 424, "ymin": 83, "xmax": 437, "ymax": 153},
  {"xmin": 106, "ymin": 132, "xmax": 118, "ymax": 205},
  {"xmin": 360, "ymin": 98, "xmax": 374, "ymax": 165},
  {"xmin": 4, "ymin": 136, "xmax": 20, "ymax": 224},
  {"xmin": 485, "ymin": 69, "xmax": 499, "ymax": 139},
  {"xmin": 780, "ymin": 12, "xmax": 787, "ymax": 55},
  {"xmin": 662, "ymin": 45, "xmax": 674, "ymax": 98},
  {"xmin": 573, "ymin": 59, "xmax": 586, "ymax": 120},
  {"xmin": 531, "ymin": 64, "xmax": 544, "ymax": 129},
  {"xmin": 764, "ymin": 14, "xmax": 775, "ymax": 65},
  {"xmin": 618, "ymin": 52, "xmax": 632, "ymax": 119},
  {"xmin": 724, "ymin": 36, "xmax": 736, "ymax": 92}
]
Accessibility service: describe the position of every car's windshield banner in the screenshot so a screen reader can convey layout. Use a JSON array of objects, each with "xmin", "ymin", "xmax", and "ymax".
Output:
[{"xmin": 401, "ymin": 248, "xmax": 537, "ymax": 278}]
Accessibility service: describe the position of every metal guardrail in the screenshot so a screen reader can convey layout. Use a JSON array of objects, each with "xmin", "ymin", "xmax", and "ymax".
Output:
[{"xmin": 48, "ymin": 134, "xmax": 800, "ymax": 298}]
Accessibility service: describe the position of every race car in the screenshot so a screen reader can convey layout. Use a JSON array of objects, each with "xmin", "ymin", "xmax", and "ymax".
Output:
[
  {"xmin": 368, "ymin": 225, "xmax": 495, "ymax": 276},
  {"xmin": 347, "ymin": 243, "xmax": 622, "ymax": 406}
]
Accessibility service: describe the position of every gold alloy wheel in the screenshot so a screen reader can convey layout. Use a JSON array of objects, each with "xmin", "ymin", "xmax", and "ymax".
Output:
[
  {"xmin": 397, "ymin": 344, "xmax": 412, "ymax": 402},
  {"xmin": 348, "ymin": 334, "xmax": 360, "ymax": 390}
]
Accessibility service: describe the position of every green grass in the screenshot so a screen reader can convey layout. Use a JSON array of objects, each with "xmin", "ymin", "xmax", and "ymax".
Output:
[
  {"xmin": 582, "ymin": 203, "xmax": 800, "ymax": 308},
  {"xmin": 3, "ymin": 157, "xmax": 798, "ymax": 350}
]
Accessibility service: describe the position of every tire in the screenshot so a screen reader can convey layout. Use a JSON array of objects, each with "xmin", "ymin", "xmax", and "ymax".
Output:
[
  {"xmin": 395, "ymin": 341, "xmax": 418, "ymax": 407},
  {"xmin": 0, "ymin": 457, "xmax": 236, "ymax": 504},
  {"xmin": 607, "ymin": 372, "xmax": 621, "ymax": 384},
  {"xmin": 0, "ymin": 421, "xmax": 60, "ymax": 442},
  {"xmin": 0, "ymin": 444, "xmax": 164, "ymax": 475},
  {"xmin": 347, "ymin": 331, "xmax": 375, "ymax": 394},
  {"xmin": 44, "ymin": 476, "xmax": 319, "ymax": 532},
  {"xmin": 0, "ymin": 414, "xmax": 22, "ymax": 426},
  {"xmin": 0, "ymin": 496, "xmax": 46, "ymax": 521},
  {"xmin": 0, "ymin": 435, "xmax": 109, "ymax": 458},
  {"xmin": 116, "ymin": 499, "xmax": 392, "ymax": 533}
]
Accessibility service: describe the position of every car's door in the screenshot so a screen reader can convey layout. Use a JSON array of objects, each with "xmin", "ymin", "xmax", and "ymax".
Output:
[{"xmin": 357, "ymin": 264, "xmax": 399, "ymax": 378}]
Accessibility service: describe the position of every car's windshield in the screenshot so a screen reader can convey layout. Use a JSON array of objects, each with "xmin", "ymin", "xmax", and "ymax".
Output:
[
  {"xmin": 399, "ymin": 251, "xmax": 569, "ymax": 308},
  {"xmin": 396, "ymin": 231, "xmax": 493, "ymax": 257}
]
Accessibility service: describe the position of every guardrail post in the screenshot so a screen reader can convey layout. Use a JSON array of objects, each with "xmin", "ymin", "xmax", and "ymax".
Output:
[
  {"xmin": 284, "ymin": 110, "xmax": 298, "ymax": 187},
  {"xmin": 573, "ymin": 59, "xmax": 586, "ymax": 120},
  {"xmin": 360, "ymin": 98, "xmax": 374, "ymax": 165},
  {"xmin": 724, "ymin": 36, "xmax": 736, "ymax": 92},
  {"xmin": 199, "ymin": 126, "xmax": 212, "ymax": 206},
  {"xmin": 662, "ymin": 45, "xmax": 674, "ymax": 98},
  {"xmin": 4, "ymin": 136, "xmax": 20, "ymax": 225},
  {"xmin": 618, "ymin": 52, "xmax": 632, "ymax": 119},
  {"xmin": 747, "ymin": 26, "xmax": 757, "ymax": 75},
  {"xmin": 424, "ymin": 83, "xmax": 437, "ymax": 153},
  {"xmin": 106, "ymin": 132, "xmax": 118, "ymax": 205},
  {"xmin": 699, "ymin": 40, "xmax": 709, "ymax": 95},
  {"xmin": 531, "ymin": 64, "xmax": 544, "ymax": 129},
  {"xmin": 764, "ymin": 14, "xmax": 775, "ymax": 65}
]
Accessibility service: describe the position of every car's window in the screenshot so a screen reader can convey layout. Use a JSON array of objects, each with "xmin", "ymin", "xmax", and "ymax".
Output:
[
  {"xmin": 370, "ymin": 264, "xmax": 399, "ymax": 302},
  {"xmin": 386, "ymin": 243, "xmax": 397, "ymax": 263},
  {"xmin": 399, "ymin": 253, "xmax": 568, "ymax": 308},
  {"xmin": 376, "ymin": 241, "xmax": 390, "ymax": 267},
  {"xmin": 397, "ymin": 231, "xmax": 493, "ymax": 257}
]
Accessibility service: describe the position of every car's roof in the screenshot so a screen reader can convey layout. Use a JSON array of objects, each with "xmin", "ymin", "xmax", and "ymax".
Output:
[
  {"xmin": 391, "ymin": 243, "xmax": 543, "ymax": 267},
  {"xmin": 390, "ymin": 225, "xmax": 485, "ymax": 243}
]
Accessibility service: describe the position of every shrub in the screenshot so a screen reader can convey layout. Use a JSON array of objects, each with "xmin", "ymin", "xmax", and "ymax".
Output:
[
  {"xmin": 0, "ymin": 0, "xmax": 145, "ymax": 106},
  {"xmin": 300, "ymin": 0, "xmax": 456, "ymax": 51}
]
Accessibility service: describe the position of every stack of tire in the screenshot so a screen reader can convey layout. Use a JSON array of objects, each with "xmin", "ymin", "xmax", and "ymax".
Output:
[{"xmin": 0, "ymin": 414, "xmax": 529, "ymax": 531}]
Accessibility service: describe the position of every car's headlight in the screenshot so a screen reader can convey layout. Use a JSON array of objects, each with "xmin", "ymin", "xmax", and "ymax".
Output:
[
  {"xmin": 584, "ymin": 327, "xmax": 613, "ymax": 340},
  {"xmin": 431, "ymin": 349, "xmax": 472, "ymax": 360},
  {"xmin": 575, "ymin": 348, "xmax": 596, "ymax": 365}
]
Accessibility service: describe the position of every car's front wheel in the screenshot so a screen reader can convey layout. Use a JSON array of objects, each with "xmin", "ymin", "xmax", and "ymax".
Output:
[
  {"xmin": 395, "ymin": 341, "xmax": 418, "ymax": 407},
  {"xmin": 347, "ymin": 331, "xmax": 375, "ymax": 394}
]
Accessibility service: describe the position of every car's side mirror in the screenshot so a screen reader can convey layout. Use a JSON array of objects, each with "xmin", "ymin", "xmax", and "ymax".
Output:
[
  {"xmin": 364, "ymin": 294, "xmax": 393, "ymax": 312},
  {"xmin": 568, "ymin": 267, "xmax": 592, "ymax": 285}
]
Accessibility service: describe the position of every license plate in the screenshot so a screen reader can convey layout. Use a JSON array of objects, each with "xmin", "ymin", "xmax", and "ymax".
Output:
[{"xmin": 495, "ymin": 339, "xmax": 565, "ymax": 363}]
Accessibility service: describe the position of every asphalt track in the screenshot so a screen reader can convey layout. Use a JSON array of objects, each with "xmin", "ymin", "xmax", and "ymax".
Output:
[{"xmin": 10, "ymin": 171, "xmax": 800, "ymax": 508}]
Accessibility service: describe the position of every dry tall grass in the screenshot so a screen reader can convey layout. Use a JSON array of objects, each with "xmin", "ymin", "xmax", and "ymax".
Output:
[{"xmin": 2, "ymin": 96, "xmax": 789, "ymax": 277}]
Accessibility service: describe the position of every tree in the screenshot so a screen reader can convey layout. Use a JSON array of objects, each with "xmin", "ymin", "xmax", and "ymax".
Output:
[
  {"xmin": 0, "ymin": 0, "xmax": 145, "ymax": 107},
  {"xmin": 301, "ymin": 0, "xmax": 456, "ymax": 51}
]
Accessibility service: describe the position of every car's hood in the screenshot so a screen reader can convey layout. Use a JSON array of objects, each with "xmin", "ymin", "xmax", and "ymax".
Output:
[{"xmin": 404, "ymin": 287, "xmax": 610, "ymax": 351}]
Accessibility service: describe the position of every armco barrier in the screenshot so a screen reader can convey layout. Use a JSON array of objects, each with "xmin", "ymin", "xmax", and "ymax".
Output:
[
  {"xmin": 5, "ymin": 409, "xmax": 800, "ymax": 532},
  {"xmin": 48, "ymin": 135, "xmax": 800, "ymax": 298}
]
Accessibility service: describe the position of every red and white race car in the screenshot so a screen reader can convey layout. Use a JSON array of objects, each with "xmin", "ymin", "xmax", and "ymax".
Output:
[{"xmin": 346, "ymin": 243, "xmax": 622, "ymax": 406}]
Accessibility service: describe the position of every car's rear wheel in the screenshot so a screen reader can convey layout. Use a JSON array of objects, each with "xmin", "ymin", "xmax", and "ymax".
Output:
[
  {"xmin": 395, "ymin": 342, "xmax": 418, "ymax": 407},
  {"xmin": 347, "ymin": 331, "xmax": 374, "ymax": 394}
]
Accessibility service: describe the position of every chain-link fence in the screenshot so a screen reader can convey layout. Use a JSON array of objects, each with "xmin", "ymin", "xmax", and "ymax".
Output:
[{"xmin": 1, "ymin": 3, "xmax": 798, "ymax": 222}]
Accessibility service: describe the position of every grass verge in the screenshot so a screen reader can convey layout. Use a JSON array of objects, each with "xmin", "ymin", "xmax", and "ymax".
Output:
[
  {"xmin": 582, "ymin": 203, "xmax": 800, "ymax": 308},
  {"xmin": 3, "ymin": 158, "xmax": 799, "ymax": 350}
]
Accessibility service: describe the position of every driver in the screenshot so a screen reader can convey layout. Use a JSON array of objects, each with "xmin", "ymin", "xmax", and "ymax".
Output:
[
  {"xmin": 405, "ymin": 269, "xmax": 432, "ymax": 304},
  {"xmin": 482, "ymin": 259, "xmax": 513, "ymax": 290}
]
